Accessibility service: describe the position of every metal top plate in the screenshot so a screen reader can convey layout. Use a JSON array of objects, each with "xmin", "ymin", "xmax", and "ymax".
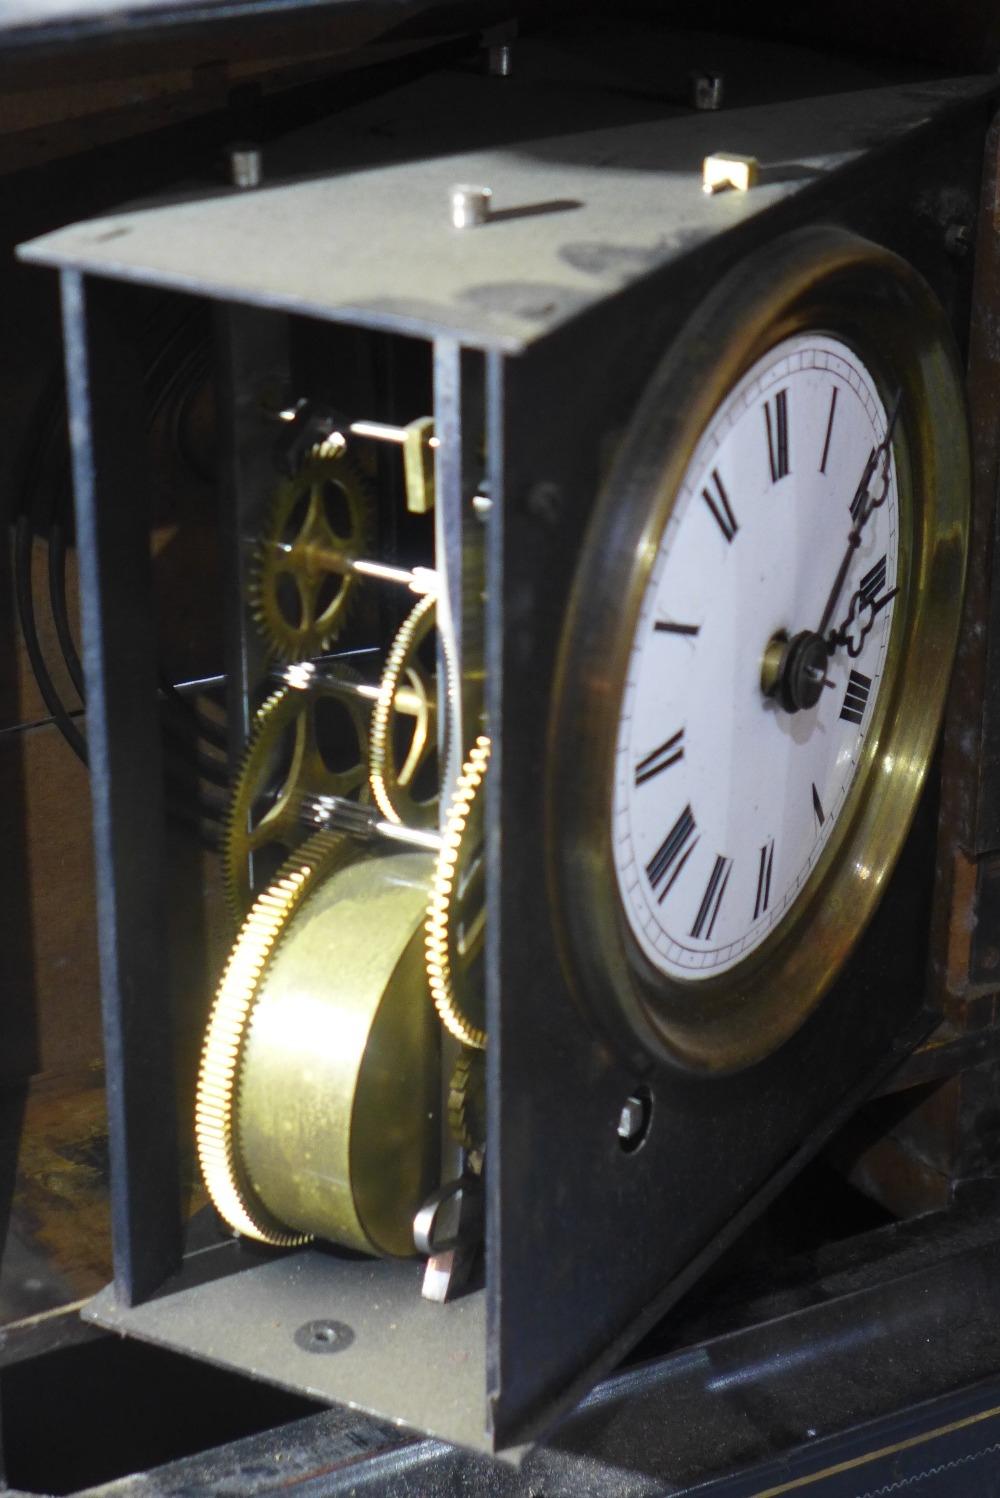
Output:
[{"xmin": 19, "ymin": 71, "xmax": 992, "ymax": 352}]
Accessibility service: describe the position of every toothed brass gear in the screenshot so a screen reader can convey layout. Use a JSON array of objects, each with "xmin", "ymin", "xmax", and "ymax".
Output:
[
  {"xmin": 252, "ymin": 449, "xmax": 371, "ymax": 662},
  {"xmin": 223, "ymin": 662, "xmax": 369, "ymax": 919},
  {"xmin": 197, "ymin": 841, "xmax": 439, "ymax": 1255},
  {"xmin": 425, "ymin": 735, "xmax": 490, "ymax": 1051},
  {"xmin": 195, "ymin": 830, "xmax": 356, "ymax": 1247},
  {"xmin": 449, "ymin": 1049, "xmax": 486, "ymax": 1153},
  {"xmin": 370, "ymin": 593, "xmax": 442, "ymax": 828}
]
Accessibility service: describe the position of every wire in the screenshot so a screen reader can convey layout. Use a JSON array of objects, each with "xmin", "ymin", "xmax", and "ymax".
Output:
[
  {"xmin": 48, "ymin": 507, "xmax": 85, "ymax": 700},
  {"xmin": 14, "ymin": 513, "xmax": 88, "ymax": 765},
  {"xmin": 13, "ymin": 307, "xmax": 230, "ymax": 850},
  {"xmin": 161, "ymin": 676, "xmax": 229, "ymax": 754}
]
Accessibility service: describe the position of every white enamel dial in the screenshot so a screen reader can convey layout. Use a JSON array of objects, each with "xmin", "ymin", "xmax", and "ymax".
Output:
[{"xmin": 613, "ymin": 332, "xmax": 899, "ymax": 980}]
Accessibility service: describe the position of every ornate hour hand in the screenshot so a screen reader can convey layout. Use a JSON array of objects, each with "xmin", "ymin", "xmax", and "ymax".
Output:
[{"xmin": 816, "ymin": 388, "xmax": 902, "ymax": 643}]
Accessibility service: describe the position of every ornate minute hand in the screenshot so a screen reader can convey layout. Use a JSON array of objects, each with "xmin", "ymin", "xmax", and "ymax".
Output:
[
  {"xmin": 830, "ymin": 565, "xmax": 899, "ymax": 659},
  {"xmin": 817, "ymin": 389, "xmax": 902, "ymax": 645}
]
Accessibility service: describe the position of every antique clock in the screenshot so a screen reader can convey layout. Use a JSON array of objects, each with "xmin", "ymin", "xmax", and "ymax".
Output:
[{"xmin": 19, "ymin": 41, "xmax": 988, "ymax": 1455}]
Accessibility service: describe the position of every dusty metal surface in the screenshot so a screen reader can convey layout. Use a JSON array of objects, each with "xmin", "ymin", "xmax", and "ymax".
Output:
[
  {"xmin": 84, "ymin": 1251, "xmax": 488, "ymax": 1451},
  {"xmin": 0, "ymin": 1068, "xmax": 212, "ymax": 1328},
  {"xmin": 20, "ymin": 72, "xmax": 997, "ymax": 352},
  {"xmin": 0, "ymin": 1070, "xmax": 111, "ymax": 1324}
]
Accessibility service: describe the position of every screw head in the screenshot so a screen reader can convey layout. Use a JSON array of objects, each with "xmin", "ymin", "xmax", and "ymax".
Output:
[
  {"xmin": 617, "ymin": 1097, "xmax": 645, "ymax": 1141},
  {"xmin": 294, "ymin": 1318, "xmax": 355, "ymax": 1354},
  {"xmin": 228, "ymin": 143, "xmax": 262, "ymax": 189},
  {"xmin": 489, "ymin": 42, "xmax": 514, "ymax": 76},
  {"xmin": 450, "ymin": 184, "xmax": 492, "ymax": 229},
  {"xmin": 691, "ymin": 71, "xmax": 725, "ymax": 111},
  {"xmin": 617, "ymin": 1086, "xmax": 653, "ymax": 1152}
]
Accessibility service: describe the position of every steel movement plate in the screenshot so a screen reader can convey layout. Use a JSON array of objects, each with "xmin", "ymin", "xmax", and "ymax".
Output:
[{"xmin": 85, "ymin": 1253, "xmax": 488, "ymax": 1451}]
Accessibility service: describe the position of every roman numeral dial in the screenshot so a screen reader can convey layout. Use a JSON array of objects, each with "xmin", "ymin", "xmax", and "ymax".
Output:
[{"xmin": 612, "ymin": 331, "xmax": 899, "ymax": 985}]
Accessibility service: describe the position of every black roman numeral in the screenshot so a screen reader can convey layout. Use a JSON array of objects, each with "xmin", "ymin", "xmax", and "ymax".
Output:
[
  {"xmin": 765, "ymin": 389, "xmax": 790, "ymax": 482},
  {"xmin": 812, "ymin": 782, "xmax": 825, "ymax": 828},
  {"xmin": 635, "ymin": 730, "xmax": 684, "ymax": 786},
  {"xmin": 691, "ymin": 855, "xmax": 733, "ymax": 940},
  {"xmin": 753, "ymin": 839, "xmax": 775, "ymax": 921},
  {"xmin": 654, "ymin": 619, "xmax": 700, "ymax": 637},
  {"xmin": 858, "ymin": 554, "xmax": 896, "ymax": 614},
  {"xmin": 646, "ymin": 806, "xmax": 698, "ymax": 904},
  {"xmin": 840, "ymin": 668, "xmax": 872, "ymax": 726},
  {"xmin": 819, "ymin": 387, "xmax": 837, "ymax": 474},
  {"xmin": 859, "ymin": 555, "xmax": 886, "ymax": 606},
  {"xmin": 702, "ymin": 469, "xmax": 738, "ymax": 543}
]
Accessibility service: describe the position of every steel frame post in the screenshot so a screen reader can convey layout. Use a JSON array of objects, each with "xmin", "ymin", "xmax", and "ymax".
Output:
[{"xmin": 60, "ymin": 269, "xmax": 182, "ymax": 1304}]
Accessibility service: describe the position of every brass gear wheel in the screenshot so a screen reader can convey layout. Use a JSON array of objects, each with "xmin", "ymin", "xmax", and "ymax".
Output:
[
  {"xmin": 370, "ymin": 593, "xmax": 443, "ymax": 828},
  {"xmin": 195, "ymin": 830, "xmax": 356, "ymax": 1247},
  {"xmin": 223, "ymin": 662, "xmax": 368, "ymax": 918},
  {"xmin": 251, "ymin": 449, "xmax": 371, "ymax": 661},
  {"xmin": 448, "ymin": 1048, "xmax": 486, "ymax": 1153},
  {"xmin": 425, "ymin": 734, "xmax": 490, "ymax": 1050}
]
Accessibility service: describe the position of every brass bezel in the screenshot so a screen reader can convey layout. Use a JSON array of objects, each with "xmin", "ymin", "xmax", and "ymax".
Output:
[{"xmin": 548, "ymin": 226, "xmax": 970, "ymax": 1074}]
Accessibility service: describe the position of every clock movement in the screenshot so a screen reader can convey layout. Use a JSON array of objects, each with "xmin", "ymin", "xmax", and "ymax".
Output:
[{"xmin": 16, "ymin": 27, "xmax": 993, "ymax": 1457}]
